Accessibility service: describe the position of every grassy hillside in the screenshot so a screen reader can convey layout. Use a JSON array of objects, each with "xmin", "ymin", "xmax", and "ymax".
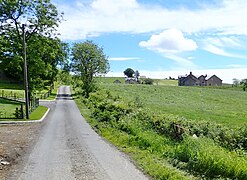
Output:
[
  {"xmin": 97, "ymin": 78, "xmax": 246, "ymax": 127},
  {"xmin": 74, "ymin": 78, "xmax": 247, "ymax": 179}
]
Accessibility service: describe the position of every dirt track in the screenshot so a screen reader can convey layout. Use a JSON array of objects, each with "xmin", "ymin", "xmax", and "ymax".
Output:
[{"xmin": 0, "ymin": 123, "xmax": 42, "ymax": 179}]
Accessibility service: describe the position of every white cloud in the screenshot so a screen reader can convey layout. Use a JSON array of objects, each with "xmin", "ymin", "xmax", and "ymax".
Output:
[
  {"xmin": 203, "ymin": 44, "xmax": 245, "ymax": 58},
  {"xmin": 55, "ymin": 0, "xmax": 247, "ymax": 40},
  {"xmin": 188, "ymin": 57, "xmax": 195, "ymax": 60},
  {"xmin": 164, "ymin": 54, "xmax": 199, "ymax": 69},
  {"xmin": 201, "ymin": 36, "xmax": 246, "ymax": 58},
  {"xmin": 91, "ymin": 0, "xmax": 138, "ymax": 15},
  {"xmin": 138, "ymin": 29, "xmax": 198, "ymax": 68},
  {"xmin": 205, "ymin": 37, "xmax": 242, "ymax": 48},
  {"xmin": 226, "ymin": 64, "xmax": 247, "ymax": 68},
  {"xmin": 139, "ymin": 29, "xmax": 197, "ymax": 53},
  {"xmin": 108, "ymin": 57, "xmax": 140, "ymax": 61}
]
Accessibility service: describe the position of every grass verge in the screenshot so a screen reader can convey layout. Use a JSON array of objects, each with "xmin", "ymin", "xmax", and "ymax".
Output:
[
  {"xmin": 29, "ymin": 106, "xmax": 48, "ymax": 120},
  {"xmin": 74, "ymin": 96, "xmax": 193, "ymax": 179}
]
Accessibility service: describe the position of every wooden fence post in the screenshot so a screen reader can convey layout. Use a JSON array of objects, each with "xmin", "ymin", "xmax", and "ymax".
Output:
[
  {"xmin": 21, "ymin": 104, "xmax": 24, "ymax": 119},
  {"xmin": 15, "ymin": 107, "xmax": 19, "ymax": 118}
]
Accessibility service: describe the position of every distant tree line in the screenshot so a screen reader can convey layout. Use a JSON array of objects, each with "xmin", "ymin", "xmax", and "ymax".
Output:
[{"xmin": 232, "ymin": 78, "xmax": 247, "ymax": 91}]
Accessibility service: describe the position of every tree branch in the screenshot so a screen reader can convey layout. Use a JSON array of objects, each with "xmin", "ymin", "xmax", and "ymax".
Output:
[
  {"xmin": 11, "ymin": 16, "xmax": 21, "ymax": 41},
  {"xmin": 26, "ymin": 26, "xmax": 38, "ymax": 41}
]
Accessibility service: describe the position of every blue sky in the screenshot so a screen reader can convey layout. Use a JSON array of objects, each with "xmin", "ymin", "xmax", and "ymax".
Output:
[{"xmin": 52, "ymin": 0, "xmax": 247, "ymax": 83}]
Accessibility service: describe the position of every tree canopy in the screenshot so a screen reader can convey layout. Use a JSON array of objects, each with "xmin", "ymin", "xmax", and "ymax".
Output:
[
  {"xmin": 232, "ymin": 78, "xmax": 240, "ymax": 87},
  {"xmin": 71, "ymin": 40, "xmax": 110, "ymax": 97},
  {"xmin": 0, "ymin": 0, "xmax": 62, "ymax": 41},
  {"xmin": 124, "ymin": 68, "xmax": 135, "ymax": 78},
  {"xmin": 0, "ymin": 0, "xmax": 68, "ymax": 91},
  {"xmin": 240, "ymin": 79, "xmax": 247, "ymax": 91}
]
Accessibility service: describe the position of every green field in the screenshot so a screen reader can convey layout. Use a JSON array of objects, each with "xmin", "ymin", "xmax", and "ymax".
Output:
[
  {"xmin": 0, "ymin": 89, "xmax": 25, "ymax": 99},
  {"xmin": 98, "ymin": 82, "xmax": 247, "ymax": 127},
  {"xmin": 74, "ymin": 78, "xmax": 247, "ymax": 179},
  {"xmin": 0, "ymin": 98, "xmax": 23, "ymax": 118},
  {"xmin": 96, "ymin": 77, "xmax": 178, "ymax": 86},
  {"xmin": 0, "ymin": 81, "xmax": 51, "ymax": 120}
]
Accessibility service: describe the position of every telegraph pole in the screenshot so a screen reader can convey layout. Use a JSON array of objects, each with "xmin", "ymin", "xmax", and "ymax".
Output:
[{"xmin": 22, "ymin": 24, "xmax": 29, "ymax": 119}]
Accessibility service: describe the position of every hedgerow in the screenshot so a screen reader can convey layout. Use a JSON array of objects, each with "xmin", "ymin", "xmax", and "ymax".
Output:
[
  {"xmin": 150, "ymin": 113, "xmax": 247, "ymax": 150},
  {"xmin": 80, "ymin": 89, "xmax": 247, "ymax": 179}
]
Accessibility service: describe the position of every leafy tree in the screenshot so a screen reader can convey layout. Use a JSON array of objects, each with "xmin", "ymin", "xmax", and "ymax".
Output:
[
  {"xmin": 135, "ymin": 70, "xmax": 140, "ymax": 80},
  {"xmin": 240, "ymin": 79, "xmax": 247, "ymax": 91},
  {"xmin": 26, "ymin": 35, "xmax": 69, "ymax": 90},
  {"xmin": 71, "ymin": 41, "xmax": 110, "ymax": 97},
  {"xmin": 0, "ymin": 0, "xmax": 62, "ymax": 41},
  {"xmin": 56, "ymin": 69, "xmax": 72, "ymax": 86},
  {"xmin": 232, "ymin": 78, "xmax": 240, "ymax": 87},
  {"xmin": 0, "ymin": 0, "xmax": 65, "ymax": 91},
  {"xmin": 124, "ymin": 68, "xmax": 135, "ymax": 78}
]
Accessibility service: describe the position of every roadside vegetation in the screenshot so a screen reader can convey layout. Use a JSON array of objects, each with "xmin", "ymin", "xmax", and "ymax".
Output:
[
  {"xmin": 0, "ymin": 0, "xmax": 68, "ymax": 119},
  {"xmin": 73, "ymin": 77, "xmax": 247, "ymax": 179},
  {"xmin": 29, "ymin": 106, "xmax": 48, "ymax": 120},
  {"xmin": 0, "ymin": 81, "xmax": 54, "ymax": 120},
  {"xmin": 1, "ymin": 1, "xmax": 247, "ymax": 178}
]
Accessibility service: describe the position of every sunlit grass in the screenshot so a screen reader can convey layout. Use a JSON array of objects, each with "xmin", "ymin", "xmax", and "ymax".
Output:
[
  {"xmin": 99, "ymin": 83, "xmax": 247, "ymax": 127},
  {"xmin": 0, "ymin": 89, "xmax": 25, "ymax": 99},
  {"xmin": 0, "ymin": 98, "xmax": 23, "ymax": 119},
  {"xmin": 29, "ymin": 106, "xmax": 48, "ymax": 120}
]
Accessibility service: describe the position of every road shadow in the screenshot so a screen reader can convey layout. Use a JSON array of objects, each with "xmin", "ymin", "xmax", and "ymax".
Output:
[{"xmin": 56, "ymin": 94, "xmax": 73, "ymax": 100}]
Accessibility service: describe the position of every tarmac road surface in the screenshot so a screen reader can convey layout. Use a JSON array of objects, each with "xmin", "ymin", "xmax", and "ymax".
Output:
[{"xmin": 9, "ymin": 86, "xmax": 148, "ymax": 180}]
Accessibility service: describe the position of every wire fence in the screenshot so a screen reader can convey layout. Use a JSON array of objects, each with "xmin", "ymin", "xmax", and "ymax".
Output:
[
  {"xmin": 0, "ymin": 90, "xmax": 25, "ymax": 102},
  {"xmin": 0, "ymin": 96, "xmax": 39, "ymax": 119},
  {"xmin": 0, "ymin": 84, "xmax": 54, "ymax": 119}
]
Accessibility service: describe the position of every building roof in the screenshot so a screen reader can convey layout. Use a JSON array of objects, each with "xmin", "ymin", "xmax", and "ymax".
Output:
[{"xmin": 207, "ymin": 75, "xmax": 222, "ymax": 81}]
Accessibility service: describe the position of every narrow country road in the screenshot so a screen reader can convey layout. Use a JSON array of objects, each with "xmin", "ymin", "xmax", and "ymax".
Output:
[{"xmin": 9, "ymin": 86, "xmax": 148, "ymax": 180}]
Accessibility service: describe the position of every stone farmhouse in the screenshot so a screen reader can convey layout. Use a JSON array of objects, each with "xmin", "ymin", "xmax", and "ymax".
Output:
[{"xmin": 178, "ymin": 72, "xmax": 222, "ymax": 86}]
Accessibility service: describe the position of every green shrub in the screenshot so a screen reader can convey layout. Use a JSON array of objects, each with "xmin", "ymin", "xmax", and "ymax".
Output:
[{"xmin": 143, "ymin": 78, "xmax": 154, "ymax": 85}]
